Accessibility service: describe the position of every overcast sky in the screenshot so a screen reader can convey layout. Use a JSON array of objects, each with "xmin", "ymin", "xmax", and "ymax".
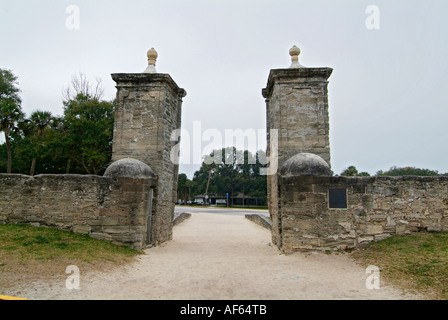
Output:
[{"xmin": 1, "ymin": 0, "xmax": 447, "ymax": 178}]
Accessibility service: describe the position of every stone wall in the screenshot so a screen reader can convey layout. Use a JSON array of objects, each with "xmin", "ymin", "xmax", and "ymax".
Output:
[
  {"xmin": 262, "ymin": 47, "xmax": 448, "ymax": 254},
  {"xmin": 0, "ymin": 172, "xmax": 156, "ymax": 250},
  {"xmin": 0, "ymin": 55, "xmax": 186, "ymax": 250},
  {"xmin": 245, "ymin": 214, "xmax": 272, "ymax": 231},
  {"xmin": 278, "ymin": 174, "xmax": 448, "ymax": 252}
]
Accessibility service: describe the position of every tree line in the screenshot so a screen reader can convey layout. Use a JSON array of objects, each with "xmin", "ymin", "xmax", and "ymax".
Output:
[
  {"xmin": 180, "ymin": 161, "xmax": 448, "ymax": 206},
  {"xmin": 3, "ymin": 68, "xmax": 446, "ymax": 200},
  {"xmin": 338, "ymin": 165, "xmax": 448, "ymax": 177},
  {"xmin": 177, "ymin": 147, "xmax": 268, "ymax": 206},
  {"xmin": 0, "ymin": 69, "xmax": 114, "ymax": 175}
]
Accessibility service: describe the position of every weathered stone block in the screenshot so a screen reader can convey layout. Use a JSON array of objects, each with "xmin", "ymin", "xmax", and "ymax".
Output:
[
  {"xmin": 293, "ymin": 192, "xmax": 307, "ymax": 202},
  {"xmin": 374, "ymin": 233, "xmax": 392, "ymax": 241},
  {"xmin": 358, "ymin": 235, "xmax": 374, "ymax": 243},
  {"xmin": 102, "ymin": 226, "xmax": 131, "ymax": 234},
  {"xmin": 366, "ymin": 224, "xmax": 384, "ymax": 235},
  {"xmin": 73, "ymin": 224, "xmax": 92, "ymax": 234},
  {"xmin": 90, "ymin": 233, "xmax": 113, "ymax": 242}
]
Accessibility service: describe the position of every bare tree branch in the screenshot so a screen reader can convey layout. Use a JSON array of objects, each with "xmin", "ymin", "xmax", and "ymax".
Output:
[{"xmin": 62, "ymin": 72, "xmax": 105, "ymax": 102}]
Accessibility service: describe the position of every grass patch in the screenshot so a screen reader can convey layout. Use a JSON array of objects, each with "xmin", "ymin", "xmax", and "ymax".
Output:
[
  {"xmin": 351, "ymin": 232, "xmax": 448, "ymax": 299},
  {"xmin": 0, "ymin": 224, "xmax": 143, "ymax": 288}
]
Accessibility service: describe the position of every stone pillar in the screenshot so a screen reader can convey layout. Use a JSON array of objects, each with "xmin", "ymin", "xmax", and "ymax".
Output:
[
  {"xmin": 262, "ymin": 45, "xmax": 332, "ymax": 167},
  {"xmin": 262, "ymin": 45, "xmax": 332, "ymax": 248},
  {"xmin": 111, "ymin": 48, "xmax": 186, "ymax": 246}
]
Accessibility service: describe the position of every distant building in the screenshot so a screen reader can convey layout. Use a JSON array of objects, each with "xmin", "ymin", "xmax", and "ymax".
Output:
[{"xmin": 192, "ymin": 194, "xmax": 263, "ymax": 206}]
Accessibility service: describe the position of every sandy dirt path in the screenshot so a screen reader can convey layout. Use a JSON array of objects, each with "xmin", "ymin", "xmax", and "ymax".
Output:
[{"xmin": 4, "ymin": 212, "xmax": 421, "ymax": 300}]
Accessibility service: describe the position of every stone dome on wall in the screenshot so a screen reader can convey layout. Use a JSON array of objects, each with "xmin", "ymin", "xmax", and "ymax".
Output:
[
  {"xmin": 104, "ymin": 158, "xmax": 155, "ymax": 179},
  {"xmin": 280, "ymin": 153, "xmax": 331, "ymax": 177}
]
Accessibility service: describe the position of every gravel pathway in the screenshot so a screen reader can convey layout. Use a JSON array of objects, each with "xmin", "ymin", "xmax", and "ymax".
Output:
[{"xmin": 4, "ymin": 212, "xmax": 422, "ymax": 300}]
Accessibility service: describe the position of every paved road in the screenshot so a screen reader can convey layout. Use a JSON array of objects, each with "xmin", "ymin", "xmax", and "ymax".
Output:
[{"xmin": 175, "ymin": 205, "xmax": 270, "ymax": 217}]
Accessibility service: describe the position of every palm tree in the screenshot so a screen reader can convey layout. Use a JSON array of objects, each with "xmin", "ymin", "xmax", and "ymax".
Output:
[
  {"xmin": 28, "ymin": 111, "xmax": 53, "ymax": 175},
  {"xmin": 0, "ymin": 69, "xmax": 23, "ymax": 173},
  {"xmin": 0, "ymin": 104, "xmax": 23, "ymax": 173}
]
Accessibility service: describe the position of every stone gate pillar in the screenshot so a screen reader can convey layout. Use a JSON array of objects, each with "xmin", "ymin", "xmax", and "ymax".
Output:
[
  {"xmin": 111, "ymin": 48, "xmax": 186, "ymax": 246},
  {"xmin": 262, "ymin": 45, "xmax": 332, "ymax": 248}
]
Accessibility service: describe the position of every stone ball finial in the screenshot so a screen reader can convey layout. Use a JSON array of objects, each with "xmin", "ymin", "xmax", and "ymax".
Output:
[
  {"xmin": 289, "ymin": 45, "xmax": 300, "ymax": 60},
  {"xmin": 143, "ymin": 48, "xmax": 158, "ymax": 73},
  {"xmin": 289, "ymin": 45, "xmax": 305, "ymax": 68},
  {"xmin": 147, "ymin": 48, "xmax": 158, "ymax": 65}
]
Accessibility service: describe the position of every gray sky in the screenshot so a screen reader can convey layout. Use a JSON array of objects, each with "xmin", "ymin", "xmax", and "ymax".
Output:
[{"xmin": 1, "ymin": 0, "xmax": 447, "ymax": 178}]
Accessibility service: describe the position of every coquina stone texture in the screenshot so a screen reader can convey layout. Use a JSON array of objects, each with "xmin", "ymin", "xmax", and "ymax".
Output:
[
  {"xmin": 111, "ymin": 72, "xmax": 186, "ymax": 246},
  {"xmin": 0, "ymin": 168, "xmax": 156, "ymax": 249},
  {"xmin": 0, "ymin": 60, "xmax": 186, "ymax": 250},
  {"xmin": 277, "ymin": 170, "xmax": 448, "ymax": 253},
  {"xmin": 262, "ymin": 67, "xmax": 332, "ymax": 167},
  {"xmin": 263, "ymin": 48, "xmax": 448, "ymax": 253},
  {"xmin": 263, "ymin": 65, "xmax": 332, "ymax": 248}
]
